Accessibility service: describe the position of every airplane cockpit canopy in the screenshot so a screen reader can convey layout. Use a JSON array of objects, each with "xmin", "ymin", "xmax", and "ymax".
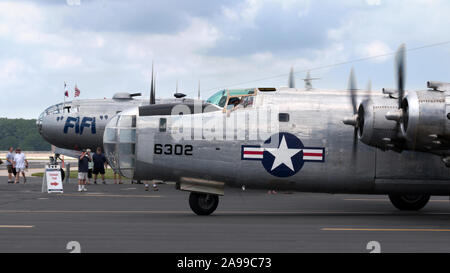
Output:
[
  {"xmin": 206, "ymin": 88, "xmax": 255, "ymax": 108},
  {"xmin": 37, "ymin": 102, "xmax": 76, "ymax": 130},
  {"xmin": 39, "ymin": 102, "xmax": 76, "ymax": 118}
]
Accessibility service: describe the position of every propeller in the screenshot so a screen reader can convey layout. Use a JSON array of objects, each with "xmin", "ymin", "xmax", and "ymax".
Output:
[
  {"xmin": 366, "ymin": 79, "xmax": 372, "ymax": 93},
  {"xmin": 362, "ymin": 79, "xmax": 372, "ymax": 103},
  {"xmin": 395, "ymin": 43, "xmax": 406, "ymax": 109},
  {"xmin": 349, "ymin": 68, "xmax": 357, "ymax": 114},
  {"xmin": 288, "ymin": 66, "xmax": 295, "ymax": 88},
  {"xmin": 343, "ymin": 68, "xmax": 359, "ymax": 126},
  {"xmin": 349, "ymin": 68, "xmax": 358, "ymax": 158},
  {"xmin": 150, "ymin": 61, "xmax": 156, "ymax": 105},
  {"xmin": 385, "ymin": 44, "xmax": 407, "ymax": 122},
  {"xmin": 342, "ymin": 67, "xmax": 360, "ymax": 159},
  {"xmin": 198, "ymin": 80, "xmax": 201, "ymax": 100}
]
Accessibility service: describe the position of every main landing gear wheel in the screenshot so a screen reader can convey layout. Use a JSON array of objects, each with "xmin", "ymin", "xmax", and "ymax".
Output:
[
  {"xmin": 189, "ymin": 192, "xmax": 219, "ymax": 215},
  {"xmin": 388, "ymin": 194, "xmax": 430, "ymax": 211}
]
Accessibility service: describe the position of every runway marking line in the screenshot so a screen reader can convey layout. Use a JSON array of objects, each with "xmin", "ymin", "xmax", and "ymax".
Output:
[
  {"xmin": 322, "ymin": 228, "xmax": 450, "ymax": 232},
  {"xmin": 0, "ymin": 225, "xmax": 34, "ymax": 228},
  {"xmin": 0, "ymin": 210, "xmax": 191, "ymax": 214},
  {"xmin": 343, "ymin": 198, "xmax": 449, "ymax": 203},
  {"xmin": 58, "ymin": 194, "xmax": 161, "ymax": 198}
]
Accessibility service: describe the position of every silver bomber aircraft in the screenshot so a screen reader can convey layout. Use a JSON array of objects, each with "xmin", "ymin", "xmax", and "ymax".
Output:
[{"xmin": 103, "ymin": 44, "xmax": 450, "ymax": 215}]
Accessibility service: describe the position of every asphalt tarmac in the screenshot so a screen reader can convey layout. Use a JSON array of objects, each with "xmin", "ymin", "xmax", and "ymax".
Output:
[{"xmin": 0, "ymin": 177, "xmax": 449, "ymax": 253}]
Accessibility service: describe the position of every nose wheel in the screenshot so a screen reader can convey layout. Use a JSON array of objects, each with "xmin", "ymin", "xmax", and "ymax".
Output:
[
  {"xmin": 388, "ymin": 194, "xmax": 430, "ymax": 211},
  {"xmin": 189, "ymin": 192, "xmax": 219, "ymax": 215}
]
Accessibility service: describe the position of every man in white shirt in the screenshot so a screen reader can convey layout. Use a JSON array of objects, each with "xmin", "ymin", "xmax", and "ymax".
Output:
[{"xmin": 13, "ymin": 148, "xmax": 28, "ymax": 184}]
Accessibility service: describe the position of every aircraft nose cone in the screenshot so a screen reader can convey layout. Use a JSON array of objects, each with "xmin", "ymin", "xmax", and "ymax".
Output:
[{"xmin": 38, "ymin": 114, "xmax": 63, "ymax": 147}]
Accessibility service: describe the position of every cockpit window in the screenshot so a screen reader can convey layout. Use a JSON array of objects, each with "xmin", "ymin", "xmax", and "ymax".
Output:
[
  {"xmin": 41, "ymin": 102, "xmax": 73, "ymax": 117},
  {"xmin": 206, "ymin": 90, "xmax": 226, "ymax": 107},
  {"xmin": 206, "ymin": 89, "xmax": 255, "ymax": 108}
]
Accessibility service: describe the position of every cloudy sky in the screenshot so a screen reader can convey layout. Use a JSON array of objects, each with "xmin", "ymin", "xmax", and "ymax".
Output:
[{"xmin": 1, "ymin": 0, "xmax": 450, "ymax": 118}]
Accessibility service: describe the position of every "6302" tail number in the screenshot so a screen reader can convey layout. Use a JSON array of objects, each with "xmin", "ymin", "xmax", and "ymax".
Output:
[{"xmin": 154, "ymin": 144, "xmax": 193, "ymax": 156}]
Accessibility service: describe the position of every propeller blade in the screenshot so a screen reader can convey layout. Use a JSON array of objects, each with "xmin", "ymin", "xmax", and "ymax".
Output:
[
  {"xmin": 365, "ymin": 79, "xmax": 372, "ymax": 101},
  {"xmin": 395, "ymin": 43, "xmax": 406, "ymax": 108},
  {"xmin": 352, "ymin": 127, "xmax": 358, "ymax": 159},
  {"xmin": 150, "ymin": 61, "xmax": 155, "ymax": 105},
  {"xmin": 198, "ymin": 80, "xmax": 201, "ymax": 100},
  {"xmin": 288, "ymin": 66, "xmax": 295, "ymax": 88},
  {"xmin": 348, "ymin": 67, "xmax": 358, "ymax": 114}
]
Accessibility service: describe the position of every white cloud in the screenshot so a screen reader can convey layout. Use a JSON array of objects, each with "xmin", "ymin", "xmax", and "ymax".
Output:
[
  {"xmin": 366, "ymin": 0, "xmax": 381, "ymax": 6},
  {"xmin": 42, "ymin": 51, "xmax": 83, "ymax": 70},
  {"xmin": 0, "ymin": 59, "xmax": 25, "ymax": 83},
  {"xmin": 357, "ymin": 41, "xmax": 392, "ymax": 62}
]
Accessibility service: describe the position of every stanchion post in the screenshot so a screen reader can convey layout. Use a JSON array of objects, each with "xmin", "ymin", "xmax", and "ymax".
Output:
[{"xmin": 66, "ymin": 163, "xmax": 70, "ymax": 183}]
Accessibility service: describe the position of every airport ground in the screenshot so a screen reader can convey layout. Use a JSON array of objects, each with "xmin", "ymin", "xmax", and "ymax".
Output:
[{"xmin": 0, "ymin": 175, "xmax": 449, "ymax": 253}]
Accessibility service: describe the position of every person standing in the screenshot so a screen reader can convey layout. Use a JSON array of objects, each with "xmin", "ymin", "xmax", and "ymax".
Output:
[
  {"xmin": 5, "ymin": 147, "xmax": 15, "ymax": 183},
  {"xmin": 77, "ymin": 149, "xmax": 91, "ymax": 192},
  {"xmin": 87, "ymin": 156, "xmax": 93, "ymax": 185},
  {"xmin": 13, "ymin": 148, "xmax": 28, "ymax": 184},
  {"xmin": 113, "ymin": 171, "xmax": 122, "ymax": 184},
  {"xmin": 92, "ymin": 147, "xmax": 107, "ymax": 184}
]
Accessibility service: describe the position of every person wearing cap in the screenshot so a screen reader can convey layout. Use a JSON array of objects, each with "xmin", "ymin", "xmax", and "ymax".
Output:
[
  {"xmin": 13, "ymin": 148, "xmax": 28, "ymax": 184},
  {"xmin": 78, "ymin": 149, "xmax": 92, "ymax": 192}
]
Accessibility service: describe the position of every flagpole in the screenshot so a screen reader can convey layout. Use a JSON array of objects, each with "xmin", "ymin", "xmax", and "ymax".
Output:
[{"xmin": 63, "ymin": 81, "xmax": 66, "ymax": 109}]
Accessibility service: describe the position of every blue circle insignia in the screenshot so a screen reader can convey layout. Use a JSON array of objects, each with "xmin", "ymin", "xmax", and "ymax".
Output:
[{"xmin": 261, "ymin": 132, "xmax": 305, "ymax": 178}]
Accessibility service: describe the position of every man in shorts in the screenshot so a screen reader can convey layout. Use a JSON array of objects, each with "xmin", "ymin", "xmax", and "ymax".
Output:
[
  {"xmin": 13, "ymin": 148, "xmax": 28, "ymax": 184},
  {"xmin": 92, "ymin": 147, "xmax": 107, "ymax": 184},
  {"xmin": 78, "ymin": 149, "xmax": 91, "ymax": 192},
  {"xmin": 5, "ymin": 147, "xmax": 15, "ymax": 183}
]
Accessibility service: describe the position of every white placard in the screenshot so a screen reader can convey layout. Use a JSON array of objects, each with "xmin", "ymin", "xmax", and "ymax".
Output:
[{"xmin": 43, "ymin": 165, "xmax": 63, "ymax": 193}]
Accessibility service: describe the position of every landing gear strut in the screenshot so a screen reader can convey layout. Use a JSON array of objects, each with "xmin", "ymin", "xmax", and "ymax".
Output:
[
  {"xmin": 388, "ymin": 194, "xmax": 430, "ymax": 211},
  {"xmin": 189, "ymin": 192, "xmax": 219, "ymax": 215}
]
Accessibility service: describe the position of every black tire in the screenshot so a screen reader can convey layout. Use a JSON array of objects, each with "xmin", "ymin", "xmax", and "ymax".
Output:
[
  {"xmin": 388, "ymin": 194, "xmax": 430, "ymax": 211},
  {"xmin": 189, "ymin": 192, "xmax": 219, "ymax": 215}
]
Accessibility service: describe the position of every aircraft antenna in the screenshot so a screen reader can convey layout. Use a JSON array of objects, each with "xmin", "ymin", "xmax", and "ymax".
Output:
[{"xmin": 150, "ymin": 61, "xmax": 155, "ymax": 104}]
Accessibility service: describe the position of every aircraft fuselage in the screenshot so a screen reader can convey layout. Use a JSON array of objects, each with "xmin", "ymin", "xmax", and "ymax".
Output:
[{"xmin": 105, "ymin": 88, "xmax": 450, "ymax": 195}]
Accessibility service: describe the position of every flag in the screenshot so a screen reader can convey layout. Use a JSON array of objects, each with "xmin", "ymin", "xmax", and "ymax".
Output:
[
  {"xmin": 74, "ymin": 84, "xmax": 80, "ymax": 97},
  {"xmin": 64, "ymin": 82, "xmax": 69, "ymax": 97}
]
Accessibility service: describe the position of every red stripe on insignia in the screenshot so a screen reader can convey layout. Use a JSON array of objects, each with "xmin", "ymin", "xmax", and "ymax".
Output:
[
  {"xmin": 303, "ymin": 153, "xmax": 322, "ymax": 156},
  {"xmin": 244, "ymin": 151, "xmax": 264, "ymax": 155}
]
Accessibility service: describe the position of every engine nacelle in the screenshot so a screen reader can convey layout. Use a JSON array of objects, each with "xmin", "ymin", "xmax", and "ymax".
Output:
[
  {"xmin": 400, "ymin": 90, "xmax": 450, "ymax": 151},
  {"xmin": 358, "ymin": 97, "xmax": 400, "ymax": 150}
]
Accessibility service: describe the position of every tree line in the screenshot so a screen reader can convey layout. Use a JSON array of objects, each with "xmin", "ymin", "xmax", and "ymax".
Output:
[{"xmin": 0, "ymin": 118, "xmax": 51, "ymax": 151}]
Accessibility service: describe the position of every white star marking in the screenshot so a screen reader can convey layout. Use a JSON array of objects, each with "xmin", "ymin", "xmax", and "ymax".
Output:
[{"xmin": 265, "ymin": 136, "xmax": 302, "ymax": 171}]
